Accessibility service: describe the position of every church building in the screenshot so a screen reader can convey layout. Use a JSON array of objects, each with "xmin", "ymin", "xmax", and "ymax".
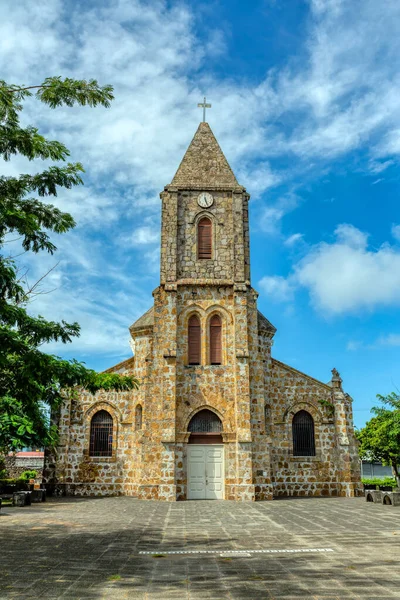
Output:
[{"xmin": 48, "ymin": 121, "xmax": 362, "ymax": 501}]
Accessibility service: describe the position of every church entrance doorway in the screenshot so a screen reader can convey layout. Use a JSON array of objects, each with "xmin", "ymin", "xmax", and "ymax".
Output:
[
  {"xmin": 186, "ymin": 409, "xmax": 224, "ymax": 500},
  {"xmin": 187, "ymin": 445, "xmax": 224, "ymax": 500}
]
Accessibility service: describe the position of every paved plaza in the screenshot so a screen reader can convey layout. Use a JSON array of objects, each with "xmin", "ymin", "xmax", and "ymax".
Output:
[{"xmin": 1, "ymin": 496, "xmax": 399, "ymax": 599}]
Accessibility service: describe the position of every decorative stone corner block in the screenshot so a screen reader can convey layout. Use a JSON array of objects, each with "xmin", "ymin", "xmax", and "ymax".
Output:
[
  {"xmin": 365, "ymin": 490, "xmax": 382, "ymax": 503},
  {"xmin": 381, "ymin": 491, "xmax": 400, "ymax": 506}
]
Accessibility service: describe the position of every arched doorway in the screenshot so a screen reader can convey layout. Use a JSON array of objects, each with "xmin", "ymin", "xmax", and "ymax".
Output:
[
  {"xmin": 188, "ymin": 409, "xmax": 223, "ymax": 444},
  {"xmin": 187, "ymin": 409, "xmax": 224, "ymax": 500}
]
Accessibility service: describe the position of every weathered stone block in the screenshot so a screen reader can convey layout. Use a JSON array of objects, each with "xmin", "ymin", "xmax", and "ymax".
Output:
[
  {"xmin": 365, "ymin": 490, "xmax": 382, "ymax": 503},
  {"xmin": 13, "ymin": 491, "xmax": 31, "ymax": 506},
  {"xmin": 381, "ymin": 491, "xmax": 400, "ymax": 506}
]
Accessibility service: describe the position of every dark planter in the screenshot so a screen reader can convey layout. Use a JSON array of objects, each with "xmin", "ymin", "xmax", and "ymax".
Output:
[
  {"xmin": 12, "ymin": 491, "xmax": 31, "ymax": 507},
  {"xmin": 379, "ymin": 486, "xmax": 393, "ymax": 491},
  {"xmin": 363, "ymin": 484, "xmax": 377, "ymax": 490},
  {"xmin": 30, "ymin": 489, "xmax": 46, "ymax": 503}
]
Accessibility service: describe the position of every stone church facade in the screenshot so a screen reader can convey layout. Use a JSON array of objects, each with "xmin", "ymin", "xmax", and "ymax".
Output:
[{"xmin": 47, "ymin": 122, "xmax": 362, "ymax": 501}]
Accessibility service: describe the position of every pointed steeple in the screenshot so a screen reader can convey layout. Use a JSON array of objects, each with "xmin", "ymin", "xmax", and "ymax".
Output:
[{"xmin": 170, "ymin": 122, "xmax": 239, "ymax": 189}]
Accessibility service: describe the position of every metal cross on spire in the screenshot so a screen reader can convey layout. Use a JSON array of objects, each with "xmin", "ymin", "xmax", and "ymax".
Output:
[{"xmin": 197, "ymin": 96, "xmax": 211, "ymax": 122}]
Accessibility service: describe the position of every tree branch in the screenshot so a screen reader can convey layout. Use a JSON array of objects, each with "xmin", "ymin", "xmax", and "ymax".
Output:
[{"xmin": 7, "ymin": 85, "xmax": 50, "ymax": 93}]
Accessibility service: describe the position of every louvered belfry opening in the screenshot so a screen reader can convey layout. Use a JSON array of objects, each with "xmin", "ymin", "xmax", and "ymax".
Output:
[
  {"xmin": 89, "ymin": 410, "xmax": 113, "ymax": 457},
  {"xmin": 198, "ymin": 217, "xmax": 212, "ymax": 259},
  {"xmin": 188, "ymin": 409, "xmax": 223, "ymax": 444},
  {"xmin": 188, "ymin": 314, "xmax": 201, "ymax": 365},
  {"xmin": 292, "ymin": 410, "xmax": 316, "ymax": 456},
  {"xmin": 209, "ymin": 314, "xmax": 222, "ymax": 364}
]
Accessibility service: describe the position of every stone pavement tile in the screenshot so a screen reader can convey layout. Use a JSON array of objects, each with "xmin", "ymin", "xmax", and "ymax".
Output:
[{"xmin": 1, "ymin": 497, "xmax": 400, "ymax": 600}]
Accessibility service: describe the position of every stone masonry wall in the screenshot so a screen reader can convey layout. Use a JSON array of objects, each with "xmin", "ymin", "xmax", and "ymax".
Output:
[
  {"xmin": 268, "ymin": 360, "xmax": 350, "ymax": 497},
  {"xmin": 50, "ymin": 121, "xmax": 362, "ymax": 501}
]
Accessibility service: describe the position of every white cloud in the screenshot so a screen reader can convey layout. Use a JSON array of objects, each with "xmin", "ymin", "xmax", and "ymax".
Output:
[
  {"xmin": 284, "ymin": 233, "xmax": 304, "ymax": 247},
  {"xmin": 258, "ymin": 193, "xmax": 300, "ymax": 234},
  {"xmin": 260, "ymin": 224, "xmax": 400, "ymax": 315},
  {"xmin": 377, "ymin": 334, "xmax": 400, "ymax": 347},
  {"xmin": 346, "ymin": 340, "xmax": 362, "ymax": 352},
  {"xmin": 258, "ymin": 275, "xmax": 295, "ymax": 303},
  {"xmin": 391, "ymin": 224, "xmax": 400, "ymax": 242},
  {"xmin": 128, "ymin": 226, "xmax": 159, "ymax": 246},
  {"xmin": 369, "ymin": 159, "xmax": 394, "ymax": 174},
  {"xmin": 347, "ymin": 333, "xmax": 400, "ymax": 351},
  {"xmin": 4, "ymin": 0, "xmax": 400, "ymax": 358}
]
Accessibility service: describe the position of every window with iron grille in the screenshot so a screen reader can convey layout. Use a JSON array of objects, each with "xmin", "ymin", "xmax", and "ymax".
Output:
[
  {"xmin": 188, "ymin": 314, "xmax": 201, "ymax": 365},
  {"xmin": 188, "ymin": 409, "xmax": 222, "ymax": 433},
  {"xmin": 89, "ymin": 410, "xmax": 113, "ymax": 457},
  {"xmin": 198, "ymin": 217, "xmax": 212, "ymax": 259},
  {"xmin": 292, "ymin": 410, "xmax": 315, "ymax": 456},
  {"xmin": 209, "ymin": 314, "xmax": 222, "ymax": 364}
]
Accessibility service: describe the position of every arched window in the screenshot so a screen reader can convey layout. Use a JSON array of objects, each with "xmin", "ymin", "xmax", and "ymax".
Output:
[
  {"xmin": 188, "ymin": 409, "xmax": 223, "ymax": 444},
  {"xmin": 188, "ymin": 314, "xmax": 201, "ymax": 365},
  {"xmin": 198, "ymin": 217, "xmax": 212, "ymax": 259},
  {"xmin": 89, "ymin": 410, "xmax": 113, "ymax": 457},
  {"xmin": 135, "ymin": 404, "xmax": 143, "ymax": 430},
  {"xmin": 292, "ymin": 410, "xmax": 315, "ymax": 456},
  {"xmin": 209, "ymin": 314, "xmax": 222, "ymax": 365}
]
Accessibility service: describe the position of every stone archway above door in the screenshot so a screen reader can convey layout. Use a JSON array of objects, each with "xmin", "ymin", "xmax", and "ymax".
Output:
[{"xmin": 187, "ymin": 409, "xmax": 223, "ymax": 444}]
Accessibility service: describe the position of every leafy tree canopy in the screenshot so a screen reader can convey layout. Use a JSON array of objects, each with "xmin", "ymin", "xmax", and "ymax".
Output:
[
  {"xmin": 0, "ymin": 77, "xmax": 139, "ymax": 454},
  {"xmin": 357, "ymin": 392, "xmax": 400, "ymax": 487}
]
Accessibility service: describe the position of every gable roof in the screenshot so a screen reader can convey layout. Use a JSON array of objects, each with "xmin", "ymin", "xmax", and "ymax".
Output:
[
  {"xmin": 170, "ymin": 122, "xmax": 239, "ymax": 189},
  {"xmin": 129, "ymin": 306, "xmax": 154, "ymax": 332},
  {"xmin": 258, "ymin": 310, "xmax": 276, "ymax": 335},
  {"xmin": 103, "ymin": 356, "xmax": 135, "ymax": 374},
  {"xmin": 271, "ymin": 358, "xmax": 332, "ymax": 391}
]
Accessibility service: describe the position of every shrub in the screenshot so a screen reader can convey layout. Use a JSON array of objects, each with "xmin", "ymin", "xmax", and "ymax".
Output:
[
  {"xmin": 362, "ymin": 477, "xmax": 396, "ymax": 487},
  {"xmin": 19, "ymin": 470, "xmax": 37, "ymax": 481}
]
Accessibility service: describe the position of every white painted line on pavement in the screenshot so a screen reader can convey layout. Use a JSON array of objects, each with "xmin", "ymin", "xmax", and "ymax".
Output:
[{"xmin": 138, "ymin": 547, "xmax": 334, "ymax": 555}]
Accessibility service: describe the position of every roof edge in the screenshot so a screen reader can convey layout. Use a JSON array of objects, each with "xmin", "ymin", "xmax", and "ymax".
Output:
[
  {"xmin": 271, "ymin": 358, "xmax": 332, "ymax": 391},
  {"xmin": 102, "ymin": 356, "xmax": 135, "ymax": 374}
]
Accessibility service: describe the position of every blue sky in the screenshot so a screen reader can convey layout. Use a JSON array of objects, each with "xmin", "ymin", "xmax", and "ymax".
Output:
[{"xmin": 2, "ymin": 0, "xmax": 400, "ymax": 428}]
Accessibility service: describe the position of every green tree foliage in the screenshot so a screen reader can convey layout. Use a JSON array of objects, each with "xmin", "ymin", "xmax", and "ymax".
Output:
[
  {"xmin": 357, "ymin": 392, "xmax": 400, "ymax": 487},
  {"xmin": 0, "ymin": 77, "xmax": 139, "ymax": 453}
]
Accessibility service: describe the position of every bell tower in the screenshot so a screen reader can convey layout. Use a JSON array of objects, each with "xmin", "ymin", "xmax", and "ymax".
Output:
[
  {"xmin": 141, "ymin": 120, "xmax": 268, "ymax": 502},
  {"xmin": 160, "ymin": 122, "xmax": 251, "ymax": 285}
]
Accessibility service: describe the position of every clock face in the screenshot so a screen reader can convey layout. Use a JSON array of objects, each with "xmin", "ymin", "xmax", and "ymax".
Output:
[{"xmin": 197, "ymin": 192, "xmax": 214, "ymax": 208}]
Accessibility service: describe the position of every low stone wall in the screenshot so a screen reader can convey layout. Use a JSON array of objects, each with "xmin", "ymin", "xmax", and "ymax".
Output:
[
  {"xmin": 273, "ymin": 481, "xmax": 363, "ymax": 498},
  {"xmin": 65, "ymin": 483, "xmax": 123, "ymax": 497},
  {"xmin": 4, "ymin": 454, "xmax": 44, "ymax": 480}
]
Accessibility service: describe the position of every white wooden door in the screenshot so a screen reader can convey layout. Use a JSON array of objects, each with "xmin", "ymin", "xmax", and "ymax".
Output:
[
  {"xmin": 187, "ymin": 445, "xmax": 224, "ymax": 500},
  {"xmin": 205, "ymin": 446, "xmax": 224, "ymax": 499}
]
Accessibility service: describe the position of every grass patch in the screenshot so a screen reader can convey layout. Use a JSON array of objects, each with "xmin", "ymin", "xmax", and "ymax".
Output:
[{"xmin": 108, "ymin": 574, "xmax": 122, "ymax": 581}]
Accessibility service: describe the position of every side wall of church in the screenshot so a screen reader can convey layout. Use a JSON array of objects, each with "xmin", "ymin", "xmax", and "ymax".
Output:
[
  {"xmin": 51, "ymin": 335, "xmax": 151, "ymax": 497},
  {"xmin": 267, "ymin": 360, "xmax": 357, "ymax": 497}
]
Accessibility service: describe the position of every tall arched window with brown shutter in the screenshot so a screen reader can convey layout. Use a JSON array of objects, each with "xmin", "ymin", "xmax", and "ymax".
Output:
[
  {"xmin": 188, "ymin": 314, "xmax": 201, "ymax": 365},
  {"xmin": 209, "ymin": 314, "xmax": 222, "ymax": 365},
  {"xmin": 198, "ymin": 217, "xmax": 212, "ymax": 259}
]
